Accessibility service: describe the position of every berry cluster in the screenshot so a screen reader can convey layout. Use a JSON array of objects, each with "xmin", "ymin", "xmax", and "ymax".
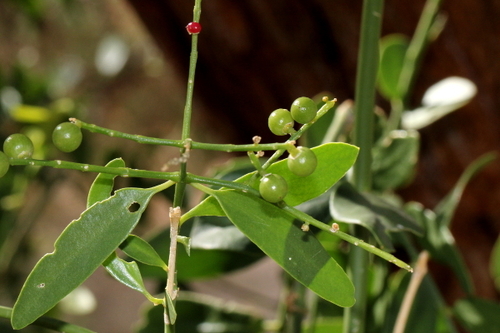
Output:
[
  {"xmin": 259, "ymin": 97, "xmax": 319, "ymax": 203},
  {"xmin": 0, "ymin": 122, "xmax": 83, "ymax": 177}
]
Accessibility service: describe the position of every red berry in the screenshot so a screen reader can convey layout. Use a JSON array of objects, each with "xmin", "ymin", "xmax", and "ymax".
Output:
[{"xmin": 186, "ymin": 22, "xmax": 202, "ymax": 34}]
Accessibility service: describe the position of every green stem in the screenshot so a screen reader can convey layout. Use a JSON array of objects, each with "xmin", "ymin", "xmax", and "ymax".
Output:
[
  {"xmin": 9, "ymin": 158, "xmax": 259, "ymax": 195},
  {"xmin": 388, "ymin": 0, "xmax": 443, "ymax": 131},
  {"xmin": 397, "ymin": 0, "xmax": 443, "ymax": 105},
  {"xmin": 280, "ymin": 205, "xmax": 412, "ymax": 272},
  {"xmin": 167, "ymin": 1, "xmax": 202, "ymax": 331},
  {"xmin": 73, "ymin": 119, "xmax": 293, "ymax": 152},
  {"xmin": 349, "ymin": 1, "xmax": 384, "ymax": 332},
  {"xmin": 0, "ymin": 305, "xmax": 96, "ymax": 333}
]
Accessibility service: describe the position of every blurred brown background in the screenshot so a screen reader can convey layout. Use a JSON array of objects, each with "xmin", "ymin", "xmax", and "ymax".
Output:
[{"xmin": 1, "ymin": 0, "xmax": 499, "ymax": 332}]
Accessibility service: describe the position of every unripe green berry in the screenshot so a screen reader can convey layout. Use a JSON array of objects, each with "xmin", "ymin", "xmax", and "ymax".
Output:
[
  {"xmin": 52, "ymin": 122, "xmax": 83, "ymax": 153},
  {"xmin": 268, "ymin": 108, "xmax": 295, "ymax": 136},
  {"xmin": 287, "ymin": 146, "xmax": 317, "ymax": 177},
  {"xmin": 259, "ymin": 173, "xmax": 288, "ymax": 203},
  {"xmin": 3, "ymin": 133, "xmax": 34, "ymax": 159},
  {"xmin": 0, "ymin": 151, "xmax": 10, "ymax": 177},
  {"xmin": 290, "ymin": 97, "xmax": 317, "ymax": 124}
]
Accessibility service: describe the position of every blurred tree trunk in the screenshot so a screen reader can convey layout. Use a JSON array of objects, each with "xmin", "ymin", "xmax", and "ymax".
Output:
[{"xmin": 127, "ymin": 0, "xmax": 500, "ymax": 303}]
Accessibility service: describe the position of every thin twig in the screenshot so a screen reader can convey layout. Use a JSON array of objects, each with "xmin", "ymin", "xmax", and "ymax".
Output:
[
  {"xmin": 165, "ymin": 206, "xmax": 181, "ymax": 325},
  {"xmin": 393, "ymin": 251, "xmax": 429, "ymax": 333}
]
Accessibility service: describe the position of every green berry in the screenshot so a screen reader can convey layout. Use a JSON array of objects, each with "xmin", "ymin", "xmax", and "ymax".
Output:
[
  {"xmin": 3, "ymin": 133, "xmax": 34, "ymax": 159},
  {"xmin": 268, "ymin": 108, "xmax": 295, "ymax": 136},
  {"xmin": 259, "ymin": 173, "xmax": 288, "ymax": 203},
  {"xmin": 290, "ymin": 97, "xmax": 317, "ymax": 124},
  {"xmin": 0, "ymin": 151, "xmax": 10, "ymax": 177},
  {"xmin": 287, "ymin": 146, "xmax": 317, "ymax": 177},
  {"xmin": 52, "ymin": 122, "xmax": 83, "ymax": 153}
]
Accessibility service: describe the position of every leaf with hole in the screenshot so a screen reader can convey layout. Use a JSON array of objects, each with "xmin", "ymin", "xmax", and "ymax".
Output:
[{"xmin": 11, "ymin": 183, "xmax": 171, "ymax": 330}]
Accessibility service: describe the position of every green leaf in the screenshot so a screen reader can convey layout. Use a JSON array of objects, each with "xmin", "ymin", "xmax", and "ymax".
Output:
[
  {"xmin": 164, "ymin": 290, "xmax": 177, "ymax": 325},
  {"xmin": 212, "ymin": 189, "xmax": 355, "ymax": 307},
  {"xmin": 372, "ymin": 130, "xmax": 419, "ymax": 191},
  {"xmin": 86, "ymin": 158, "xmax": 125, "ymax": 208},
  {"xmin": 102, "ymin": 252, "xmax": 158, "ymax": 303},
  {"xmin": 184, "ymin": 143, "xmax": 359, "ymax": 220},
  {"xmin": 491, "ymin": 235, "xmax": 500, "ymax": 292},
  {"xmin": 410, "ymin": 153, "xmax": 495, "ymax": 294},
  {"xmin": 453, "ymin": 297, "xmax": 500, "ymax": 333},
  {"xmin": 11, "ymin": 183, "xmax": 169, "ymax": 329},
  {"xmin": 435, "ymin": 152, "xmax": 496, "ymax": 227},
  {"xmin": 181, "ymin": 194, "xmax": 226, "ymax": 222},
  {"xmin": 378, "ymin": 34, "xmax": 409, "ymax": 100},
  {"xmin": 120, "ymin": 234, "xmax": 167, "ymax": 270},
  {"xmin": 406, "ymin": 202, "xmax": 474, "ymax": 294},
  {"xmin": 265, "ymin": 143, "xmax": 359, "ymax": 207},
  {"xmin": 330, "ymin": 181, "xmax": 422, "ymax": 251}
]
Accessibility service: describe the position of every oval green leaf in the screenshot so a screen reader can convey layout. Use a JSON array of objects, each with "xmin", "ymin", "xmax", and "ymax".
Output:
[
  {"xmin": 120, "ymin": 234, "xmax": 167, "ymax": 270},
  {"xmin": 212, "ymin": 189, "xmax": 355, "ymax": 307},
  {"xmin": 102, "ymin": 252, "xmax": 158, "ymax": 303},
  {"xmin": 183, "ymin": 143, "xmax": 359, "ymax": 220},
  {"xmin": 11, "ymin": 184, "xmax": 168, "ymax": 329},
  {"xmin": 378, "ymin": 34, "xmax": 409, "ymax": 100}
]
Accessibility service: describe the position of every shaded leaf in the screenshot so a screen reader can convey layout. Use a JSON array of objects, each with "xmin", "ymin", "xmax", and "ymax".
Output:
[
  {"xmin": 372, "ymin": 130, "xmax": 419, "ymax": 191},
  {"xmin": 453, "ymin": 297, "xmax": 500, "ymax": 333},
  {"xmin": 330, "ymin": 181, "xmax": 422, "ymax": 251},
  {"xmin": 410, "ymin": 153, "xmax": 495, "ymax": 294},
  {"xmin": 190, "ymin": 216, "xmax": 255, "ymax": 252},
  {"xmin": 212, "ymin": 190, "xmax": 355, "ymax": 307},
  {"xmin": 406, "ymin": 202, "xmax": 474, "ymax": 294},
  {"xmin": 11, "ymin": 183, "xmax": 169, "ymax": 329},
  {"xmin": 136, "ymin": 292, "xmax": 263, "ymax": 333},
  {"xmin": 120, "ymin": 234, "xmax": 167, "ymax": 270},
  {"xmin": 138, "ymin": 225, "xmax": 263, "ymax": 281},
  {"xmin": 380, "ymin": 273, "xmax": 457, "ymax": 333},
  {"xmin": 491, "ymin": 235, "xmax": 500, "ymax": 292},
  {"xmin": 378, "ymin": 34, "xmax": 409, "ymax": 100}
]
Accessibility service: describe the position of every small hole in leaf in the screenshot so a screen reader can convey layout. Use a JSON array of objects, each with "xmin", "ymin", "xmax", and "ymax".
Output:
[{"xmin": 128, "ymin": 202, "xmax": 140, "ymax": 213}]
